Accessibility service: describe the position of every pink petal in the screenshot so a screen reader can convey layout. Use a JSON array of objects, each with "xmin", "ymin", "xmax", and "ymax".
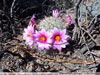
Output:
[
  {"xmin": 60, "ymin": 29, "xmax": 66, "ymax": 36},
  {"xmin": 71, "ymin": 20, "xmax": 75, "ymax": 24},
  {"xmin": 54, "ymin": 45, "xmax": 62, "ymax": 51},
  {"xmin": 28, "ymin": 14, "xmax": 36, "ymax": 26},
  {"xmin": 35, "ymin": 29, "xmax": 51, "ymax": 50},
  {"xmin": 53, "ymin": 28, "xmax": 59, "ymax": 34},
  {"xmin": 38, "ymin": 43, "xmax": 44, "ymax": 50},
  {"xmin": 52, "ymin": 9, "xmax": 60, "ymax": 18}
]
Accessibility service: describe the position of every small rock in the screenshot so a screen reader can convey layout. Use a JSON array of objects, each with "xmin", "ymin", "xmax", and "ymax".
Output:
[{"xmin": 26, "ymin": 61, "xmax": 34, "ymax": 72}]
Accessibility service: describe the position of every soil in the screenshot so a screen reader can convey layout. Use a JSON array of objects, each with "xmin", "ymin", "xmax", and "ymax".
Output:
[{"xmin": 0, "ymin": 0, "xmax": 100, "ymax": 74}]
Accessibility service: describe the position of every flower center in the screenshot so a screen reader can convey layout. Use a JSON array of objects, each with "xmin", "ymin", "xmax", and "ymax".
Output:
[
  {"xmin": 39, "ymin": 36, "xmax": 45, "ymax": 41},
  {"xmin": 72, "ymin": 17, "xmax": 74, "ymax": 20},
  {"xmin": 55, "ymin": 36, "xmax": 61, "ymax": 43},
  {"xmin": 28, "ymin": 34, "xmax": 32, "ymax": 38}
]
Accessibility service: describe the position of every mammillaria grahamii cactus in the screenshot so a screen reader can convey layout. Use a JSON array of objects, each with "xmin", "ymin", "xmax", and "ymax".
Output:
[
  {"xmin": 23, "ymin": 9, "xmax": 75, "ymax": 51},
  {"xmin": 38, "ymin": 16, "xmax": 66, "ymax": 31},
  {"xmin": 38, "ymin": 9, "xmax": 65, "ymax": 31}
]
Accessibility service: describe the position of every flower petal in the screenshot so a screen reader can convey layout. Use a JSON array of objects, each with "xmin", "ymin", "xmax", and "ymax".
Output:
[{"xmin": 71, "ymin": 20, "xmax": 76, "ymax": 24}]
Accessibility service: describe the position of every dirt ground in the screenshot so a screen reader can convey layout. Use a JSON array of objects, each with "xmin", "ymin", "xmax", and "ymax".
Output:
[{"xmin": 0, "ymin": 0, "xmax": 100, "ymax": 73}]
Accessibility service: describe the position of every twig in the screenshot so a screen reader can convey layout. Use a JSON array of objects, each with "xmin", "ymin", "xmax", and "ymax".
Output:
[
  {"xmin": 42, "ymin": 0, "xmax": 48, "ymax": 5},
  {"xmin": 89, "ymin": 15, "xmax": 98, "ymax": 33},
  {"xmin": 3, "ymin": 0, "xmax": 6, "ymax": 11},
  {"xmin": 88, "ymin": 17, "xmax": 95, "ymax": 29},
  {"xmin": 85, "ymin": 0, "xmax": 88, "ymax": 31},
  {"xmin": 22, "ymin": 48, "xmax": 100, "ymax": 65},
  {"xmin": 18, "ymin": 6, "xmax": 39, "ymax": 18},
  {"xmin": 10, "ymin": 0, "xmax": 16, "ymax": 18},
  {"xmin": 81, "ymin": 27, "xmax": 100, "ymax": 46},
  {"xmin": 75, "ymin": 0, "xmax": 83, "ymax": 27},
  {"xmin": 72, "ymin": 0, "xmax": 84, "ymax": 41},
  {"xmin": 0, "ymin": 10, "xmax": 15, "ymax": 34}
]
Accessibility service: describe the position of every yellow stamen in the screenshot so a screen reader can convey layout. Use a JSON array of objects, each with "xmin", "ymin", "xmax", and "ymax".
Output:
[
  {"xmin": 40, "ymin": 36, "xmax": 45, "ymax": 41},
  {"xmin": 55, "ymin": 36, "xmax": 60, "ymax": 43},
  {"xmin": 28, "ymin": 34, "xmax": 32, "ymax": 38},
  {"xmin": 72, "ymin": 17, "xmax": 74, "ymax": 20}
]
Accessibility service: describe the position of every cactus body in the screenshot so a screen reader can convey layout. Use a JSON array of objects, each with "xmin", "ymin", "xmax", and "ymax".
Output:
[{"xmin": 38, "ymin": 16, "xmax": 66, "ymax": 31}]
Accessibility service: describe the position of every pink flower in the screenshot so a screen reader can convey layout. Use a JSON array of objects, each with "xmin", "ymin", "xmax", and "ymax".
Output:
[
  {"xmin": 52, "ymin": 9, "xmax": 61, "ymax": 18},
  {"xmin": 35, "ymin": 29, "xmax": 51, "ymax": 50},
  {"xmin": 28, "ymin": 14, "xmax": 36, "ymax": 27},
  {"xmin": 23, "ymin": 25, "xmax": 35, "ymax": 48},
  {"xmin": 51, "ymin": 28, "xmax": 69, "ymax": 51},
  {"xmin": 65, "ymin": 14, "xmax": 75, "ymax": 25}
]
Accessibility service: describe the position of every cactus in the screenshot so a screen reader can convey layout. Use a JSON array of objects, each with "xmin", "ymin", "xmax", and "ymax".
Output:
[
  {"xmin": 23, "ymin": 9, "xmax": 75, "ymax": 51},
  {"xmin": 38, "ymin": 16, "xmax": 66, "ymax": 31}
]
